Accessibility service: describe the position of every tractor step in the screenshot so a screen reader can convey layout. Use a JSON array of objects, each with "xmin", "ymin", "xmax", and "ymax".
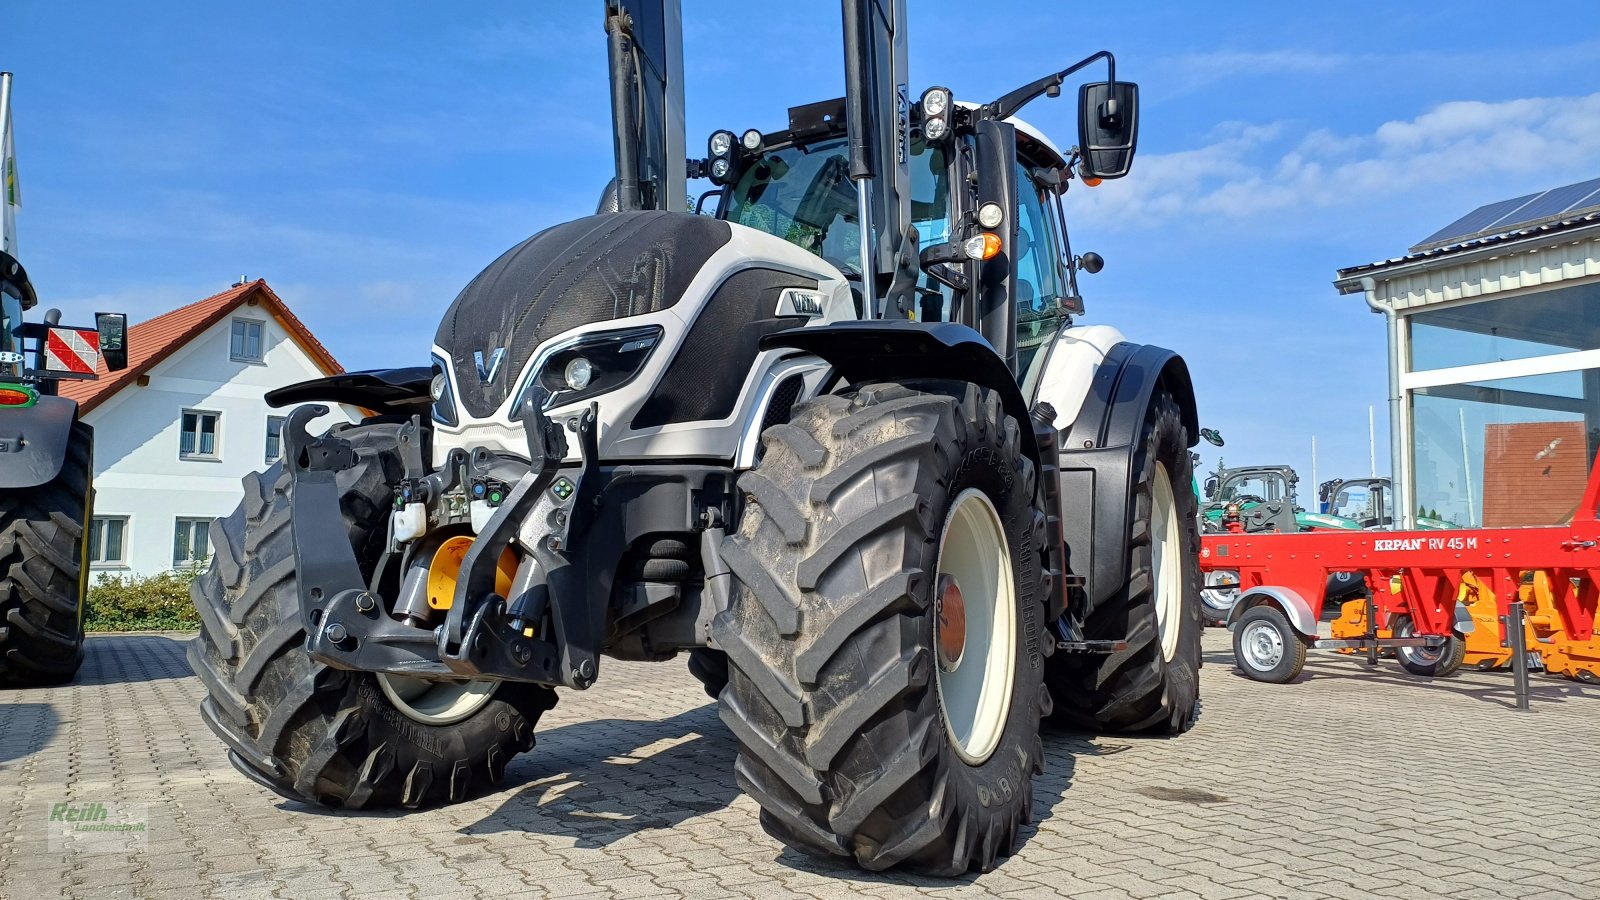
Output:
[{"xmin": 1312, "ymin": 636, "xmax": 1446, "ymax": 651}]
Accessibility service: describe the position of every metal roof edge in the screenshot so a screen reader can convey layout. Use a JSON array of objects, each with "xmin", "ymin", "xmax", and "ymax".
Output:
[{"xmin": 1333, "ymin": 216, "xmax": 1600, "ymax": 294}]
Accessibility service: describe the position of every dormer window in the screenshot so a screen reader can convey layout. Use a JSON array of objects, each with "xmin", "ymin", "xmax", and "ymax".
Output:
[{"xmin": 231, "ymin": 318, "xmax": 264, "ymax": 362}]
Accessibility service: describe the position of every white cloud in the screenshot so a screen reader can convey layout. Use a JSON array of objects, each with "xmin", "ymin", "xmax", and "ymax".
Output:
[{"xmin": 1073, "ymin": 91, "xmax": 1600, "ymax": 231}]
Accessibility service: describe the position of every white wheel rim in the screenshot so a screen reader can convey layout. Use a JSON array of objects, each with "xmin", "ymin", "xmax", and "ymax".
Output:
[
  {"xmin": 376, "ymin": 673, "xmax": 498, "ymax": 726},
  {"xmin": 934, "ymin": 488, "xmax": 1016, "ymax": 766},
  {"xmin": 1152, "ymin": 463, "xmax": 1184, "ymax": 662},
  {"xmin": 1240, "ymin": 620, "xmax": 1284, "ymax": 671}
]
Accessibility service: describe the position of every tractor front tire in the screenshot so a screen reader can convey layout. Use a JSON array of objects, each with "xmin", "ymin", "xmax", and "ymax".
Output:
[
  {"xmin": 1046, "ymin": 389, "xmax": 1203, "ymax": 734},
  {"xmin": 0, "ymin": 420, "xmax": 93, "ymax": 686},
  {"xmin": 188, "ymin": 422, "xmax": 557, "ymax": 809},
  {"xmin": 716, "ymin": 381, "xmax": 1049, "ymax": 874}
]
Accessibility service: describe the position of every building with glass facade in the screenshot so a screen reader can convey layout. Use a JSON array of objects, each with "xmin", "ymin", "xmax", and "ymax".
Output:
[{"xmin": 1335, "ymin": 177, "xmax": 1600, "ymax": 529}]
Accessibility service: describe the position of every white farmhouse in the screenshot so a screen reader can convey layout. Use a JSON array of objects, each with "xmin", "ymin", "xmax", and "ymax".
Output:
[{"xmin": 60, "ymin": 279, "xmax": 361, "ymax": 577}]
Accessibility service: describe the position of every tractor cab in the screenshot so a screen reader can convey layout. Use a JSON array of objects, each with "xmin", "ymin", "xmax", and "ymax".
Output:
[
  {"xmin": 1202, "ymin": 464, "xmax": 1362, "ymax": 534},
  {"xmin": 1319, "ymin": 476, "xmax": 1457, "ymax": 530}
]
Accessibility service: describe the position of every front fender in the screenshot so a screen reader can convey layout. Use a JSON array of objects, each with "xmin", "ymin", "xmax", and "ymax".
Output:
[
  {"xmin": 265, "ymin": 366, "xmax": 433, "ymax": 417},
  {"xmin": 0, "ymin": 395, "xmax": 80, "ymax": 489},
  {"xmin": 760, "ymin": 321, "xmax": 1040, "ymax": 467}
]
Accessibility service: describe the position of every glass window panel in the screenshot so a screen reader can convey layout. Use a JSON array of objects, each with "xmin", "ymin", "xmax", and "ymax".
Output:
[
  {"xmin": 89, "ymin": 519, "xmax": 103, "ymax": 562},
  {"xmin": 107, "ymin": 519, "xmax": 124, "ymax": 561},
  {"xmin": 231, "ymin": 319, "xmax": 263, "ymax": 361},
  {"xmin": 174, "ymin": 518, "xmax": 211, "ymax": 567},
  {"xmin": 265, "ymin": 416, "xmax": 284, "ymax": 463},
  {"xmin": 1411, "ymin": 367, "xmax": 1600, "ymax": 527},
  {"xmin": 1409, "ymin": 281, "xmax": 1600, "ymax": 371}
]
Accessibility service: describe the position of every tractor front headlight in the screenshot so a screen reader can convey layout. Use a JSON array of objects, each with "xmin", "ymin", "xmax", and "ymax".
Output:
[{"xmin": 516, "ymin": 325, "xmax": 664, "ymax": 415}]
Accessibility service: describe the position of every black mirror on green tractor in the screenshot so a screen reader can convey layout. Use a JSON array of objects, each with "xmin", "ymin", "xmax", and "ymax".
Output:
[
  {"xmin": 96, "ymin": 312, "xmax": 128, "ymax": 372},
  {"xmin": 1077, "ymin": 81, "xmax": 1139, "ymax": 180}
]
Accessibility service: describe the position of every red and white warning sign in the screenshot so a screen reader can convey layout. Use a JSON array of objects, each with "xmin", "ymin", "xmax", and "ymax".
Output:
[{"xmin": 44, "ymin": 326, "xmax": 100, "ymax": 374}]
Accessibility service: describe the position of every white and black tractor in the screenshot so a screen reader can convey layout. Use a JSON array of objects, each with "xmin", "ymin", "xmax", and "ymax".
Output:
[{"xmin": 190, "ymin": 0, "xmax": 1202, "ymax": 874}]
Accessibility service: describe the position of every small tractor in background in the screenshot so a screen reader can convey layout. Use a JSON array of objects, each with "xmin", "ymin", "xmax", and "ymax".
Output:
[
  {"xmin": 1198, "ymin": 463, "xmax": 1364, "ymax": 625},
  {"xmin": 1318, "ymin": 475, "xmax": 1457, "ymax": 530},
  {"xmin": 188, "ymin": 0, "xmax": 1203, "ymax": 875},
  {"xmin": 0, "ymin": 250, "xmax": 127, "ymax": 684}
]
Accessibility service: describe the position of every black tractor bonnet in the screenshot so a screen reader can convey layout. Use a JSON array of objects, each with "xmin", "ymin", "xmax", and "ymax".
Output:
[{"xmin": 436, "ymin": 211, "xmax": 732, "ymax": 419}]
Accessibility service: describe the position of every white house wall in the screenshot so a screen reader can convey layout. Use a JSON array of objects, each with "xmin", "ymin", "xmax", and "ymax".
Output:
[{"xmin": 85, "ymin": 309, "xmax": 361, "ymax": 577}]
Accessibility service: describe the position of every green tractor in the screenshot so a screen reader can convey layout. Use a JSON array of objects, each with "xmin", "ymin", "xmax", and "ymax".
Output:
[
  {"xmin": 1201, "ymin": 464, "xmax": 1360, "ymax": 535},
  {"xmin": 0, "ymin": 251, "xmax": 127, "ymax": 684},
  {"xmin": 1318, "ymin": 476, "xmax": 1457, "ymax": 531}
]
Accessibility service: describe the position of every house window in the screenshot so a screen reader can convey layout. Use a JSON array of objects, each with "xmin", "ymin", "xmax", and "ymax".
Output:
[
  {"xmin": 265, "ymin": 415, "xmax": 286, "ymax": 464},
  {"xmin": 181, "ymin": 409, "xmax": 220, "ymax": 459},
  {"xmin": 173, "ymin": 518, "xmax": 213, "ymax": 569},
  {"xmin": 89, "ymin": 516, "xmax": 129, "ymax": 567},
  {"xmin": 231, "ymin": 318, "xmax": 264, "ymax": 362}
]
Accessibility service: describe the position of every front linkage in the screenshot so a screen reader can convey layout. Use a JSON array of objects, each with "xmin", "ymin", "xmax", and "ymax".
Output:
[{"xmin": 284, "ymin": 389, "xmax": 605, "ymax": 690}]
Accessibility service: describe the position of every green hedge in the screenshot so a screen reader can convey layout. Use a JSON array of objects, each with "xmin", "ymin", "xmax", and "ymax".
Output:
[{"xmin": 85, "ymin": 569, "xmax": 203, "ymax": 633}]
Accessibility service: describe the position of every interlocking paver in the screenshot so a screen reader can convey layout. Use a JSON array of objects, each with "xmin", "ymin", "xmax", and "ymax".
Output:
[{"xmin": 2, "ymin": 631, "xmax": 1598, "ymax": 899}]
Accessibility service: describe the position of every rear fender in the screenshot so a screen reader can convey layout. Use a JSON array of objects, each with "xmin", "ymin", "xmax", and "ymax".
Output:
[
  {"xmin": 1051, "ymin": 341, "xmax": 1198, "ymax": 616},
  {"xmin": 0, "ymin": 395, "xmax": 80, "ymax": 489},
  {"xmin": 760, "ymin": 321, "xmax": 1040, "ymax": 467}
]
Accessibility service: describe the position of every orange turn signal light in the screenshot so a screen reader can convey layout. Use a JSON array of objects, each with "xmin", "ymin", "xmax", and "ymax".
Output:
[
  {"xmin": 963, "ymin": 232, "xmax": 1004, "ymax": 261},
  {"xmin": 1082, "ymin": 176, "xmax": 1102, "ymax": 187},
  {"xmin": 0, "ymin": 388, "xmax": 31, "ymax": 406}
]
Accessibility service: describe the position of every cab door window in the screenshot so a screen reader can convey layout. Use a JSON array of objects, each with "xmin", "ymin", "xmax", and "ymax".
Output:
[{"xmin": 1014, "ymin": 161, "xmax": 1065, "ymax": 387}]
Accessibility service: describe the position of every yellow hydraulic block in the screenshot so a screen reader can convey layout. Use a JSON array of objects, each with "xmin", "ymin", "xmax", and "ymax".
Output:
[
  {"xmin": 1459, "ymin": 571, "xmax": 1518, "ymax": 671},
  {"xmin": 1523, "ymin": 571, "xmax": 1600, "ymax": 685}
]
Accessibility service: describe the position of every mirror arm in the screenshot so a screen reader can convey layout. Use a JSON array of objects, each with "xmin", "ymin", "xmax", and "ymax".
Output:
[{"xmin": 984, "ymin": 51, "xmax": 1116, "ymax": 122}]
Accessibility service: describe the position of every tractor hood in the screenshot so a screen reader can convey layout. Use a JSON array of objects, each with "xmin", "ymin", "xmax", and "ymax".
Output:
[{"xmin": 435, "ymin": 211, "xmax": 731, "ymax": 419}]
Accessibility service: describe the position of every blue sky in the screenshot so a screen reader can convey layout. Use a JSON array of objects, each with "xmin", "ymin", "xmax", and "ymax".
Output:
[{"xmin": 8, "ymin": 1, "xmax": 1600, "ymax": 484}]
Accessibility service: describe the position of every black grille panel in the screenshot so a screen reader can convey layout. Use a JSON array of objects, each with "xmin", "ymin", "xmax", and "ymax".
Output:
[
  {"xmin": 761, "ymin": 375, "xmax": 804, "ymax": 431},
  {"xmin": 435, "ymin": 212, "xmax": 731, "ymax": 419},
  {"xmin": 631, "ymin": 268, "xmax": 816, "ymax": 430}
]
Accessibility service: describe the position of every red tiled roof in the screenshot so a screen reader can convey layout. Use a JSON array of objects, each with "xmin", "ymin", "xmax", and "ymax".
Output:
[{"xmin": 58, "ymin": 280, "xmax": 342, "ymax": 414}]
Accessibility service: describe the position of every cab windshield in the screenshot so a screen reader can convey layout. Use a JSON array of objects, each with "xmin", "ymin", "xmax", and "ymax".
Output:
[{"xmin": 723, "ymin": 136, "xmax": 949, "ymax": 279}]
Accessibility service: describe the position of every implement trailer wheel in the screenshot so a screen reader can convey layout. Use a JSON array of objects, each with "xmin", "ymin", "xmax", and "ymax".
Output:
[
  {"xmin": 1045, "ymin": 389, "xmax": 1203, "ymax": 733},
  {"xmin": 715, "ymin": 380, "xmax": 1049, "ymax": 874},
  {"xmin": 1392, "ymin": 616, "xmax": 1466, "ymax": 678},
  {"xmin": 0, "ymin": 420, "xmax": 93, "ymax": 686},
  {"xmin": 187, "ymin": 422, "xmax": 557, "ymax": 809},
  {"xmin": 1232, "ymin": 606, "xmax": 1307, "ymax": 683}
]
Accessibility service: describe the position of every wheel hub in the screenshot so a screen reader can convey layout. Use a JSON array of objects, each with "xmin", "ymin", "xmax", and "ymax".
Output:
[
  {"xmin": 935, "ymin": 574, "xmax": 967, "ymax": 672},
  {"xmin": 1241, "ymin": 621, "xmax": 1284, "ymax": 670}
]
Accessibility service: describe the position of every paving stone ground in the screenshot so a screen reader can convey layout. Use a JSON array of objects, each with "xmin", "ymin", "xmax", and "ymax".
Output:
[{"xmin": 3, "ymin": 630, "xmax": 1598, "ymax": 899}]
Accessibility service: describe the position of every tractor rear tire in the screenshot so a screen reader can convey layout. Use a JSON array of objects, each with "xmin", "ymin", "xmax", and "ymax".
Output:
[
  {"xmin": 1045, "ymin": 389, "xmax": 1202, "ymax": 734},
  {"xmin": 0, "ymin": 419, "xmax": 93, "ymax": 686},
  {"xmin": 1392, "ymin": 616, "xmax": 1466, "ymax": 678},
  {"xmin": 715, "ymin": 381, "xmax": 1049, "ymax": 874},
  {"xmin": 187, "ymin": 421, "xmax": 557, "ymax": 809}
]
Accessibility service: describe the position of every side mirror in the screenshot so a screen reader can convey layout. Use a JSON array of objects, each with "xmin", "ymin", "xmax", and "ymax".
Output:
[
  {"xmin": 96, "ymin": 312, "xmax": 128, "ymax": 372},
  {"xmin": 1204, "ymin": 477, "xmax": 1218, "ymax": 498},
  {"xmin": 1200, "ymin": 427, "xmax": 1224, "ymax": 447},
  {"xmin": 1077, "ymin": 81, "xmax": 1139, "ymax": 179}
]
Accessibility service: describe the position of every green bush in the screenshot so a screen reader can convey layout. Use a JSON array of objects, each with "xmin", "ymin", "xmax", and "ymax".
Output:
[{"xmin": 84, "ymin": 568, "xmax": 203, "ymax": 633}]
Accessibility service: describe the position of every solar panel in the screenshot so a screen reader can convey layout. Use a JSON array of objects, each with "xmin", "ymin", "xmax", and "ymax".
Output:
[{"xmin": 1411, "ymin": 175, "xmax": 1600, "ymax": 253}]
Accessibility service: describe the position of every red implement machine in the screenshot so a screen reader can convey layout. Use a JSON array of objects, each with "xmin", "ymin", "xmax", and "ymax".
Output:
[{"xmin": 1199, "ymin": 460, "xmax": 1600, "ymax": 686}]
